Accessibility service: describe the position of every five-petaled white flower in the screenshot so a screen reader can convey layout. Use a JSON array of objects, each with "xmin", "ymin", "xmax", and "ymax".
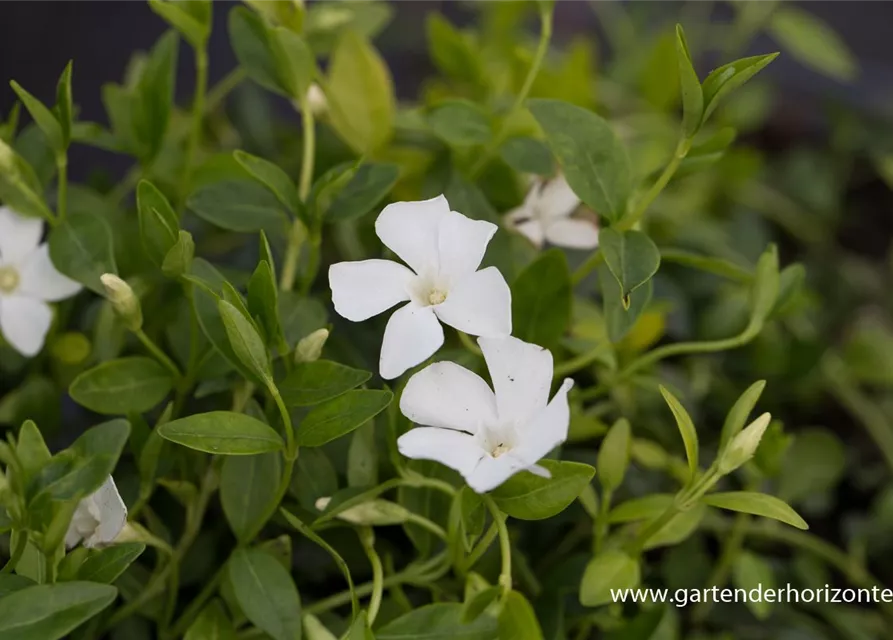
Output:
[
  {"xmin": 505, "ymin": 175, "xmax": 599, "ymax": 250},
  {"xmin": 64, "ymin": 475, "xmax": 128, "ymax": 549},
  {"xmin": 329, "ymin": 195, "xmax": 512, "ymax": 379},
  {"xmin": 0, "ymin": 206, "xmax": 81, "ymax": 356},
  {"xmin": 397, "ymin": 335, "xmax": 574, "ymax": 493}
]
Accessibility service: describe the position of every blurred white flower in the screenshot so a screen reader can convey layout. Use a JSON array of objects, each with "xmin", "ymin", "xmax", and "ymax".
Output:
[
  {"xmin": 306, "ymin": 83, "xmax": 328, "ymax": 116},
  {"xmin": 329, "ymin": 195, "xmax": 512, "ymax": 379},
  {"xmin": 0, "ymin": 206, "xmax": 81, "ymax": 356},
  {"xmin": 65, "ymin": 475, "xmax": 128, "ymax": 549},
  {"xmin": 505, "ymin": 175, "xmax": 599, "ymax": 250},
  {"xmin": 397, "ymin": 335, "xmax": 574, "ymax": 493}
]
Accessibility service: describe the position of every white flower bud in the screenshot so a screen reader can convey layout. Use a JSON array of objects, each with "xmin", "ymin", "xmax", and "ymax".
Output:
[
  {"xmin": 296, "ymin": 328, "xmax": 329, "ymax": 363},
  {"xmin": 100, "ymin": 273, "xmax": 143, "ymax": 331},
  {"xmin": 314, "ymin": 497, "xmax": 411, "ymax": 526},
  {"xmin": 718, "ymin": 412, "xmax": 772, "ymax": 474},
  {"xmin": 306, "ymin": 83, "xmax": 328, "ymax": 116}
]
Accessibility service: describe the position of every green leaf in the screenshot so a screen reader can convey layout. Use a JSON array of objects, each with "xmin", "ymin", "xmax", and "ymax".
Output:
[
  {"xmin": 597, "ymin": 419, "xmax": 631, "ymax": 492},
  {"xmin": 499, "ymin": 137, "xmax": 554, "ymax": 176},
  {"xmin": 608, "ymin": 494, "xmax": 675, "ymax": 523},
  {"xmin": 0, "ymin": 574, "xmax": 35, "ymax": 598},
  {"xmin": 187, "ymin": 179, "xmax": 288, "ymax": 233},
  {"xmin": 17, "ymin": 420, "xmax": 51, "ymax": 485},
  {"xmin": 229, "ymin": 6, "xmax": 284, "ymax": 94},
  {"xmin": 234, "ymin": 150, "xmax": 300, "ymax": 215},
  {"xmin": 248, "ymin": 260, "xmax": 282, "ymax": 348},
  {"xmin": 498, "ymin": 591, "xmax": 544, "ymax": 640},
  {"xmin": 291, "ymin": 447, "xmax": 338, "ymax": 510},
  {"xmin": 218, "ymin": 299, "xmax": 272, "ymax": 383},
  {"xmin": 768, "ymin": 7, "xmax": 856, "ymax": 82},
  {"xmin": 599, "ymin": 229, "xmax": 661, "ymax": 306},
  {"xmin": 75, "ymin": 543, "xmax": 145, "ymax": 584},
  {"xmin": 643, "ymin": 503, "xmax": 705, "ymax": 550},
  {"xmin": 221, "ymin": 453, "xmax": 283, "ymax": 543},
  {"xmin": 271, "ymin": 27, "xmax": 315, "ymax": 100},
  {"xmin": 137, "ymin": 180, "xmax": 180, "ymax": 267},
  {"xmin": 48, "ymin": 212, "xmax": 117, "ymax": 294},
  {"xmin": 0, "ymin": 582, "xmax": 117, "ymax": 640},
  {"xmin": 149, "ymin": 0, "xmax": 211, "ymax": 50},
  {"xmin": 69, "ymin": 357, "xmax": 174, "ymax": 415},
  {"xmin": 185, "ymin": 600, "xmax": 238, "ymax": 640},
  {"xmin": 162, "ymin": 230, "xmax": 196, "ymax": 279},
  {"xmin": 0, "ymin": 143, "xmax": 54, "ymax": 220},
  {"xmin": 770, "ymin": 263, "xmax": 806, "ymax": 319},
  {"xmin": 748, "ymin": 244, "xmax": 779, "ymax": 328},
  {"xmin": 658, "ymin": 386, "xmax": 699, "ymax": 482},
  {"xmin": 426, "ymin": 14, "xmax": 484, "ymax": 89},
  {"xmin": 490, "ymin": 460, "xmax": 595, "ymax": 520},
  {"xmin": 598, "ymin": 264, "xmax": 652, "ymax": 343},
  {"xmin": 719, "ymin": 380, "xmax": 767, "ymax": 454},
  {"xmin": 511, "ymin": 249, "xmax": 572, "ymax": 349},
  {"xmin": 676, "ymin": 127, "xmax": 738, "ymax": 178},
  {"xmin": 579, "ymin": 550, "xmax": 640, "ymax": 607},
  {"xmin": 778, "ymin": 428, "xmax": 845, "ymax": 503},
  {"xmin": 54, "ymin": 61, "xmax": 74, "ymax": 149},
  {"xmin": 297, "ymin": 389, "xmax": 393, "ymax": 447},
  {"xmin": 326, "ymin": 163, "xmax": 400, "ymax": 223},
  {"xmin": 427, "ymin": 100, "xmax": 492, "ymax": 146},
  {"xmin": 10, "ymin": 80, "xmax": 64, "ymax": 152},
  {"xmin": 674, "ymin": 25, "xmax": 702, "ymax": 138},
  {"xmin": 228, "ymin": 548, "xmax": 302, "ymax": 640},
  {"xmin": 279, "ymin": 360, "xmax": 371, "ymax": 406},
  {"xmin": 135, "ymin": 30, "xmax": 179, "ymax": 162},
  {"xmin": 528, "ymin": 99, "xmax": 631, "ymax": 223},
  {"xmin": 461, "ymin": 584, "xmax": 500, "ymax": 624},
  {"xmin": 377, "ymin": 603, "xmax": 497, "ymax": 640},
  {"xmin": 347, "ymin": 421, "xmax": 378, "ymax": 487},
  {"xmin": 703, "ymin": 491, "xmax": 808, "ymax": 529},
  {"xmin": 327, "ymin": 30, "xmax": 395, "ymax": 154},
  {"xmin": 732, "ymin": 551, "xmax": 775, "ymax": 620},
  {"xmin": 701, "ymin": 53, "xmax": 778, "ymax": 124},
  {"xmin": 158, "ymin": 411, "xmax": 284, "ymax": 455}
]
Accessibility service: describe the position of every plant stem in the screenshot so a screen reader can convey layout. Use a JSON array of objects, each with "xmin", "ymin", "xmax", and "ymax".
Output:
[
  {"xmin": 280, "ymin": 98, "xmax": 316, "ymax": 292},
  {"xmin": 554, "ymin": 346, "xmax": 606, "ymax": 379},
  {"xmin": 1, "ymin": 530, "xmax": 26, "ymax": 573},
  {"xmin": 269, "ymin": 382, "xmax": 296, "ymax": 458},
  {"xmin": 180, "ymin": 48, "xmax": 208, "ymax": 208},
  {"xmin": 616, "ymin": 137, "xmax": 691, "ymax": 232},
  {"xmin": 462, "ymin": 521, "xmax": 499, "ymax": 573},
  {"xmin": 470, "ymin": 2, "xmax": 553, "ymax": 179},
  {"xmin": 358, "ymin": 528, "xmax": 384, "ymax": 625},
  {"xmin": 135, "ymin": 329, "xmax": 182, "ymax": 379},
  {"xmin": 693, "ymin": 511, "xmax": 749, "ymax": 622},
  {"xmin": 593, "ymin": 488, "xmax": 612, "ymax": 554},
  {"xmin": 458, "ymin": 331, "xmax": 483, "ymax": 357},
  {"xmin": 482, "ymin": 495, "xmax": 512, "ymax": 596},
  {"xmin": 55, "ymin": 154, "xmax": 68, "ymax": 224},
  {"xmin": 571, "ymin": 250, "xmax": 603, "ymax": 286},
  {"xmin": 406, "ymin": 513, "xmax": 448, "ymax": 541}
]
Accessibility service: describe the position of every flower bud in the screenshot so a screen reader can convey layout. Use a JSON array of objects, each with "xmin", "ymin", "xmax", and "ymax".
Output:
[
  {"xmin": 718, "ymin": 412, "xmax": 771, "ymax": 474},
  {"xmin": 314, "ymin": 497, "xmax": 411, "ymax": 526},
  {"xmin": 296, "ymin": 328, "xmax": 329, "ymax": 363},
  {"xmin": 306, "ymin": 83, "xmax": 328, "ymax": 116},
  {"xmin": 100, "ymin": 273, "xmax": 143, "ymax": 331}
]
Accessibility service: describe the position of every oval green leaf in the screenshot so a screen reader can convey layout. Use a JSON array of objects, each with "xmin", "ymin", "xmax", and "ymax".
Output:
[
  {"xmin": 228, "ymin": 548, "xmax": 302, "ymax": 640},
  {"xmin": 69, "ymin": 357, "xmax": 174, "ymax": 415},
  {"xmin": 279, "ymin": 360, "xmax": 371, "ymax": 407},
  {"xmin": 490, "ymin": 460, "xmax": 595, "ymax": 521},
  {"xmin": 703, "ymin": 491, "xmax": 808, "ymax": 530},
  {"xmin": 297, "ymin": 389, "xmax": 393, "ymax": 447},
  {"xmin": 48, "ymin": 212, "xmax": 117, "ymax": 294},
  {"xmin": 158, "ymin": 411, "xmax": 284, "ymax": 455},
  {"xmin": 579, "ymin": 550, "xmax": 640, "ymax": 607},
  {"xmin": 0, "ymin": 581, "xmax": 117, "ymax": 640}
]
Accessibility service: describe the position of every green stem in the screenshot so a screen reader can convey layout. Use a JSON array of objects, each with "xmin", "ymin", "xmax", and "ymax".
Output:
[
  {"xmin": 554, "ymin": 347, "xmax": 606, "ymax": 379},
  {"xmin": 1, "ymin": 530, "xmax": 26, "ymax": 573},
  {"xmin": 43, "ymin": 550, "xmax": 55, "ymax": 583},
  {"xmin": 180, "ymin": 48, "xmax": 208, "ymax": 208},
  {"xmin": 269, "ymin": 382, "xmax": 296, "ymax": 458},
  {"xmin": 482, "ymin": 495, "xmax": 512, "ymax": 596},
  {"xmin": 693, "ymin": 511, "xmax": 749, "ymax": 622},
  {"xmin": 406, "ymin": 513, "xmax": 448, "ymax": 541},
  {"xmin": 398, "ymin": 474, "xmax": 457, "ymax": 497},
  {"xmin": 462, "ymin": 521, "xmax": 499, "ymax": 573},
  {"xmin": 458, "ymin": 331, "xmax": 483, "ymax": 358},
  {"xmin": 55, "ymin": 154, "xmax": 68, "ymax": 224},
  {"xmin": 298, "ymin": 98, "xmax": 315, "ymax": 201},
  {"xmin": 616, "ymin": 137, "xmax": 691, "ymax": 232},
  {"xmin": 358, "ymin": 528, "xmax": 383, "ymax": 625},
  {"xmin": 571, "ymin": 250, "xmax": 603, "ymax": 286},
  {"xmin": 470, "ymin": 3, "xmax": 553, "ymax": 179},
  {"xmin": 173, "ymin": 285, "xmax": 201, "ymax": 418},
  {"xmin": 593, "ymin": 488, "xmax": 612, "ymax": 554},
  {"xmin": 300, "ymin": 233, "xmax": 321, "ymax": 296},
  {"xmin": 822, "ymin": 353, "xmax": 893, "ymax": 474},
  {"xmin": 135, "ymin": 329, "xmax": 182, "ymax": 379}
]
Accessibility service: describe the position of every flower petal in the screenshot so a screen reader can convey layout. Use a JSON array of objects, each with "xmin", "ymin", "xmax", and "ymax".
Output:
[
  {"xmin": 0, "ymin": 206, "xmax": 43, "ymax": 264},
  {"xmin": 545, "ymin": 218, "xmax": 599, "ymax": 250},
  {"xmin": 514, "ymin": 378, "xmax": 574, "ymax": 466},
  {"xmin": 380, "ymin": 303, "xmax": 444, "ymax": 379},
  {"xmin": 539, "ymin": 175, "xmax": 581, "ymax": 219},
  {"xmin": 400, "ymin": 361, "xmax": 497, "ymax": 434},
  {"xmin": 466, "ymin": 454, "xmax": 528, "ymax": 493},
  {"xmin": 478, "ymin": 335, "xmax": 552, "ymax": 427},
  {"xmin": 398, "ymin": 427, "xmax": 486, "ymax": 478},
  {"xmin": 329, "ymin": 259, "xmax": 413, "ymax": 322},
  {"xmin": 85, "ymin": 476, "xmax": 128, "ymax": 548},
  {"xmin": 18, "ymin": 244, "xmax": 82, "ymax": 301},
  {"xmin": 437, "ymin": 210, "xmax": 497, "ymax": 279},
  {"xmin": 375, "ymin": 195, "xmax": 450, "ymax": 275},
  {"xmin": 0, "ymin": 295, "xmax": 52, "ymax": 357},
  {"xmin": 435, "ymin": 267, "xmax": 512, "ymax": 338},
  {"xmin": 510, "ymin": 219, "xmax": 545, "ymax": 248}
]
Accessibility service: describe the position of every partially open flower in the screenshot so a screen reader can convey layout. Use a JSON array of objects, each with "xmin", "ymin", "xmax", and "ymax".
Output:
[
  {"xmin": 0, "ymin": 206, "xmax": 81, "ymax": 356},
  {"xmin": 505, "ymin": 175, "xmax": 599, "ymax": 250},
  {"xmin": 397, "ymin": 335, "xmax": 574, "ymax": 493},
  {"xmin": 64, "ymin": 476, "xmax": 128, "ymax": 549},
  {"xmin": 329, "ymin": 195, "xmax": 512, "ymax": 379}
]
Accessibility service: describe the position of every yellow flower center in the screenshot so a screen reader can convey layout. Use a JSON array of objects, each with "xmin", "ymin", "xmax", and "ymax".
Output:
[
  {"xmin": 427, "ymin": 289, "xmax": 447, "ymax": 306},
  {"xmin": 491, "ymin": 443, "xmax": 510, "ymax": 458},
  {"xmin": 0, "ymin": 266, "xmax": 20, "ymax": 294}
]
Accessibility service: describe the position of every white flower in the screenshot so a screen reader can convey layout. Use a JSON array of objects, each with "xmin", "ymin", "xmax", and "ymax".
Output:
[
  {"xmin": 397, "ymin": 335, "xmax": 574, "ymax": 493},
  {"xmin": 306, "ymin": 83, "xmax": 328, "ymax": 116},
  {"xmin": 505, "ymin": 175, "xmax": 599, "ymax": 250},
  {"xmin": 329, "ymin": 195, "xmax": 512, "ymax": 379},
  {"xmin": 0, "ymin": 207, "xmax": 81, "ymax": 356},
  {"xmin": 64, "ymin": 476, "xmax": 128, "ymax": 549}
]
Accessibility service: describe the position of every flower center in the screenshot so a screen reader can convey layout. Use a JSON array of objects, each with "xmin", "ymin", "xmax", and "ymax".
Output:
[
  {"xmin": 491, "ymin": 443, "xmax": 511, "ymax": 458},
  {"xmin": 0, "ymin": 265, "xmax": 20, "ymax": 294},
  {"xmin": 427, "ymin": 289, "xmax": 448, "ymax": 306}
]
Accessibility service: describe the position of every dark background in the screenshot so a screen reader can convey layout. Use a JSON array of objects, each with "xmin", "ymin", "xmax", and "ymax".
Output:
[{"xmin": 1, "ymin": 1, "xmax": 892, "ymax": 184}]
